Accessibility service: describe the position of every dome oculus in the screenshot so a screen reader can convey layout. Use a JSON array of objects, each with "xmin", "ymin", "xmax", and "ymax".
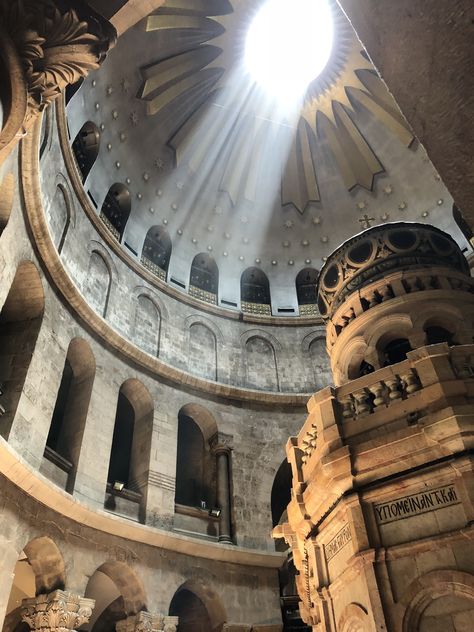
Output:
[{"xmin": 245, "ymin": 0, "xmax": 334, "ymax": 103}]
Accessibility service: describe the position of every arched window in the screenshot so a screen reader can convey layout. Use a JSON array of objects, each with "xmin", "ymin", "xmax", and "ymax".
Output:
[
  {"xmin": 425, "ymin": 325, "xmax": 454, "ymax": 346},
  {"xmin": 175, "ymin": 406, "xmax": 217, "ymax": 510},
  {"xmin": 84, "ymin": 562, "xmax": 147, "ymax": 632},
  {"xmin": 0, "ymin": 262, "xmax": 44, "ymax": 440},
  {"xmin": 100, "ymin": 183, "xmax": 131, "ymax": 241},
  {"xmin": 241, "ymin": 267, "xmax": 271, "ymax": 315},
  {"xmin": 43, "ymin": 339, "xmax": 95, "ymax": 493},
  {"xmin": 453, "ymin": 204, "xmax": 474, "ymax": 245},
  {"xmin": 169, "ymin": 580, "xmax": 226, "ymax": 632},
  {"xmin": 3, "ymin": 537, "xmax": 65, "ymax": 629},
  {"xmin": 272, "ymin": 460, "xmax": 292, "ymax": 552},
  {"xmin": 382, "ymin": 338, "xmax": 412, "ymax": 366},
  {"xmin": 189, "ymin": 254, "xmax": 219, "ymax": 304},
  {"xmin": 72, "ymin": 121, "xmax": 100, "ymax": 182},
  {"xmin": 141, "ymin": 226, "xmax": 172, "ymax": 281},
  {"xmin": 296, "ymin": 268, "xmax": 319, "ymax": 315},
  {"xmin": 245, "ymin": 335, "xmax": 279, "ymax": 391},
  {"xmin": 106, "ymin": 380, "xmax": 154, "ymax": 522}
]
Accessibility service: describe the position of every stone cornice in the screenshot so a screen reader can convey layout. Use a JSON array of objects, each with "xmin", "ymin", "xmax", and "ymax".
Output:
[
  {"xmin": 0, "ymin": 438, "xmax": 285, "ymax": 569},
  {"xmin": 20, "ymin": 119, "xmax": 310, "ymax": 406},
  {"xmin": 56, "ymin": 97, "xmax": 323, "ymax": 329}
]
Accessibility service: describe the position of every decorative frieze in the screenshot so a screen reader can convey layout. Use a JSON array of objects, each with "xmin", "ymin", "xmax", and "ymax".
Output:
[{"xmin": 21, "ymin": 590, "xmax": 94, "ymax": 632}]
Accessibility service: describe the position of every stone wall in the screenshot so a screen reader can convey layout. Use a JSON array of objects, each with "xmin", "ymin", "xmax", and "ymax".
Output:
[{"xmin": 38, "ymin": 104, "xmax": 331, "ymax": 394}]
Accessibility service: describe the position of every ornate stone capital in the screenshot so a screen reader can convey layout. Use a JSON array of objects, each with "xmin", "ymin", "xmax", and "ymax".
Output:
[
  {"xmin": 21, "ymin": 590, "xmax": 95, "ymax": 632},
  {"xmin": 115, "ymin": 613, "xmax": 177, "ymax": 632},
  {"xmin": 0, "ymin": 0, "xmax": 115, "ymax": 138},
  {"xmin": 210, "ymin": 431, "xmax": 233, "ymax": 455},
  {"xmin": 162, "ymin": 617, "xmax": 178, "ymax": 632}
]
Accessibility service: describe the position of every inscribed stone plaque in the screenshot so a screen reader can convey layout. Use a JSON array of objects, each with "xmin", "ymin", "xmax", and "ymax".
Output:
[
  {"xmin": 325, "ymin": 523, "xmax": 352, "ymax": 562},
  {"xmin": 374, "ymin": 484, "xmax": 460, "ymax": 525}
]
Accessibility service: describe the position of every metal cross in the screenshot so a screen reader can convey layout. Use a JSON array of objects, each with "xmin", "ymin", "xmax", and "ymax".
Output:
[{"xmin": 359, "ymin": 214, "xmax": 375, "ymax": 229}]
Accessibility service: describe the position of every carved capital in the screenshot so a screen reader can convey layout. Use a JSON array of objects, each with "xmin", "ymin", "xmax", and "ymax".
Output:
[
  {"xmin": 21, "ymin": 590, "xmax": 95, "ymax": 632},
  {"xmin": 210, "ymin": 431, "xmax": 233, "ymax": 455},
  {"xmin": 115, "ymin": 613, "xmax": 176, "ymax": 632},
  {"xmin": 0, "ymin": 0, "xmax": 115, "ymax": 124},
  {"xmin": 162, "ymin": 617, "xmax": 179, "ymax": 632}
]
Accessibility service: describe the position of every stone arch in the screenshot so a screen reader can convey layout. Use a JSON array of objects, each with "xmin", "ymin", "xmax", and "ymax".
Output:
[
  {"xmin": 302, "ymin": 332, "xmax": 332, "ymax": 389},
  {"xmin": 0, "ymin": 171, "xmax": 14, "ymax": 236},
  {"xmin": 100, "ymin": 183, "xmax": 131, "ymax": 242},
  {"xmin": 341, "ymin": 336, "xmax": 369, "ymax": 383},
  {"xmin": 296, "ymin": 267, "xmax": 319, "ymax": 307},
  {"xmin": 84, "ymin": 561, "xmax": 147, "ymax": 632},
  {"xmin": 337, "ymin": 603, "xmax": 370, "ymax": 632},
  {"xmin": 412, "ymin": 303, "xmax": 467, "ymax": 345},
  {"xmin": 365, "ymin": 313, "xmax": 414, "ymax": 369},
  {"xmin": 241, "ymin": 330, "xmax": 280, "ymax": 392},
  {"xmin": 186, "ymin": 317, "xmax": 220, "ymax": 382},
  {"xmin": 141, "ymin": 226, "xmax": 172, "ymax": 280},
  {"xmin": 169, "ymin": 579, "xmax": 226, "ymax": 632},
  {"xmin": 22, "ymin": 536, "xmax": 66, "ymax": 595},
  {"xmin": 46, "ymin": 182, "xmax": 74, "ymax": 255},
  {"xmin": 178, "ymin": 403, "xmax": 219, "ymax": 443},
  {"xmin": 0, "ymin": 261, "xmax": 44, "ymax": 439},
  {"xmin": 189, "ymin": 253, "xmax": 219, "ymax": 304},
  {"xmin": 133, "ymin": 294, "xmax": 161, "ymax": 357},
  {"xmin": 39, "ymin": 107, "xmax": 53, "ymax": 159},
  {"xmin": 83, "ymin": 249, "xmax": 112, "ymax": 318},
  {"xmin": 72, "ymin": 121, "xmax": 100, "ymax": 183},
  {"xmin": 175, "ymin": 404, "xmax": 218, "ymax": 510},
  {"xmin": 400, "ymin": 570, "xmax": 474, "ymax": 632},
  {"xmin": 106, "ymin": 379, "xmax": 154, "ymax": 521},
  {"xmin": 241, "ymin": 267, "xmax": 271, "ymax": 313},
  {"xmin": 44, "ymin": 337, "xmax": 96, "ymax": 492}
]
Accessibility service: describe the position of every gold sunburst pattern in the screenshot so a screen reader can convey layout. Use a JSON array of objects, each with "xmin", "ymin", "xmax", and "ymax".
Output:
[{"xmin": 137, "ymin": 0, "xmax": 414, "ymax": 214}]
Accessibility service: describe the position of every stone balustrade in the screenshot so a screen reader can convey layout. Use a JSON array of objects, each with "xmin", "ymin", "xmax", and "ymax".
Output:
[{"xmin": 295, "ymin": 343, "xmax": 474, "ymax": 464}]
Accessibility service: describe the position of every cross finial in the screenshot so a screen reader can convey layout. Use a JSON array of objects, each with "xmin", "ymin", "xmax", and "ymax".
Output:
[{"xmin": 359, "ymin": 214, "xmax": 375, "ymax": 229}]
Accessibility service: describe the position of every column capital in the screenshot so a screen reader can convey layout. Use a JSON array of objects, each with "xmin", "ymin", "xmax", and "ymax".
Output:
[
  {"xmin": 116, "ymin": 611, "xmax": 164, "ymax": 632},
  {"xmin": 21, "ymin": 590, "xmax": 95, "ymax": 632},
  {"xmin": 210, "ymin": 431, "xmax": 233, "ymax": 455},
  {"xmin": 0, "ymin": 0, "xmax": 115, "ymax": 154},
  {"xmin": 162, "ymin": 616, "xmax": 179, "ymax": 632}
]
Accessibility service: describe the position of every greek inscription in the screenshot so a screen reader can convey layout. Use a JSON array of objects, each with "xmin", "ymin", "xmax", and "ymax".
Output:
[
  {"xmin": 325, "ymin": 524, "xmax": 352, "ymax": 562},
  {"xmin": 374, "ymin": 485, "xmax": 460, "ymax": 525}
]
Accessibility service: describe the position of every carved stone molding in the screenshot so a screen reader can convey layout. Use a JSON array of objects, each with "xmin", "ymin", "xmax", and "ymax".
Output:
[
  {"xmin": 114, "ymin": 613, "xmax": 178, "ymax": 632},
  {"xmin": 0, "ymin": 0, "xmax": 115, "ymax": 153},
  {"xmin": 162, "ymin": 617, "xmax": 178, "ymax": 632},
  {"xmin": 21, "ymin": 590, "xmax": 95, "ymax": 632}
]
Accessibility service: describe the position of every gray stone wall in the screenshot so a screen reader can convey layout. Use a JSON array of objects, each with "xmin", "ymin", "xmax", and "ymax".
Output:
[
  {"xmin": 37, "ymin": 105, "xmax": 332, "ymax": 395},
  {"xmin": 0, "ymin": 144, "xmax": 306, "ymax": 552}
]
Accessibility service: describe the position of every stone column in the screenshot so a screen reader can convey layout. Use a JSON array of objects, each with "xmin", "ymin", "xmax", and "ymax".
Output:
[
  {"xmin": 21, "ymin": 590, "xmax": 95, "ymax": 632},
  {"xmin": 211, "ymin": 433, "xmax": 233, "ymax": 544}
]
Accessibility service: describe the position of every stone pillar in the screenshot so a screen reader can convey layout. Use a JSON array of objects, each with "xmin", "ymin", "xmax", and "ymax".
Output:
[
  {"xmin": 21, "ymin": 590, "xmax": 95, "ymax": 632},
  {"xmin": 211, "ymin": 434, "xmax": 233, "ymax": 544}
]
